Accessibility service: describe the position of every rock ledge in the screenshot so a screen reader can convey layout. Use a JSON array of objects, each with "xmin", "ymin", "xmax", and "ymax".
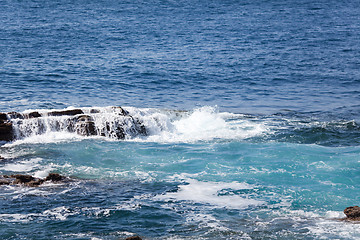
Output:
[
  {"xmin": 344, "ymin": 206, "xmax": 360, "ymax": 221},
  {"xmin": 0, "ymin": 173, "xmax": 67, "ymax": 187}
]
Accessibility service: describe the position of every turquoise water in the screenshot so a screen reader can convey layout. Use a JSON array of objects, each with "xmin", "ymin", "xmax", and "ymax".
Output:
[
  {"xmin": 1, "ymin": 107, "xmax": 360, "ymax": 239},
  {"xmin": 1, "ymin": 0, "xmax": 360, "ymax": 239}
]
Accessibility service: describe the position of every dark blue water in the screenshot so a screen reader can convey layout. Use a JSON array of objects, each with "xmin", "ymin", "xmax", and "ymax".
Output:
[
  {"xmin": 1, "ymin": 0, "xmax": 360, "ymax": 239},
  {"xmin": 1, "ymin": 0, "xmax": 360, "ymax": 116}
]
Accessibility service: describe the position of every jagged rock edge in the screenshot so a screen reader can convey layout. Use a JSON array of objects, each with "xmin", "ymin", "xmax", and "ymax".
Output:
[{"xmin": 0, "ymin": 107, "xmax": 147, "ymax": 141}]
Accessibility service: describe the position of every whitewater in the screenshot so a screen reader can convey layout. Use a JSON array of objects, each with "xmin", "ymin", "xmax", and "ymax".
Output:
[{"xmin": 1, "ymin": 106, "xmax": 360, "ymax": 239}]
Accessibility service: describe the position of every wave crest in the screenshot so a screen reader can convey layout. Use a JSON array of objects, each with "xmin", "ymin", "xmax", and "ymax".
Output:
[{"xmin": 1, "ymin": 106, "xmax": 268, "ymax": 145}]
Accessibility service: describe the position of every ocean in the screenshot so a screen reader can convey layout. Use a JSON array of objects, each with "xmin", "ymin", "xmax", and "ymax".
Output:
[{"xmin": 1, "ymin": 0, "xmax": 360, "ymax": 239}]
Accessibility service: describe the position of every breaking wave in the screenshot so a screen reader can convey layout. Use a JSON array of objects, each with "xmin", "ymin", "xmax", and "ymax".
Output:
[
  {"xmin": 1, "ymin": 106, "xmax": 268, "ymax": 145},
  {"xmin": 2, "ymin": 106, "xmax": 359, "ymax": 147}
]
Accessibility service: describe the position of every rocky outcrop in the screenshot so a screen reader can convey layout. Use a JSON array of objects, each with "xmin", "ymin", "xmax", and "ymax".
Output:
[
  {"xmin": 0, "ymin": 113, "xmax": 7, "ymax": 121},
  {"xmin": 45, "ymin": 173, "xmax": 65, "ymax": 182},
  {"xmin": 0, "ymin": 173, "xmax": 67, "ymax": 187},
  {"xmin": 0, "ymin": 107, "xmax": 148, "ymax": 141},
  {"xmin": 112, "ymin": 106, "xmax": 129, "ymax": 116},
  {"xmin": 11, "ymin": 174, "xmax": 44, "ymax": 187},
  {"xmin": 26, "ymin": 111, "xmax": 42, "ymax": 118},
  {"xmin": 48, "ymin": 109, "xmax": 84, "ymax": 116},
  {"xmin": 0, "ymin": 113, "xmax": 14, "ymax": 141},
  {"xmin": 6, "ymin": 112, "xmax": 23, "ymax": 119},
  {"xmin": 344, "ymin": 206, "xmax": 360, "ymax": 221},
  {"xmin": 75, "ymin": 115, "xmax": 96, "ymax": 136}
]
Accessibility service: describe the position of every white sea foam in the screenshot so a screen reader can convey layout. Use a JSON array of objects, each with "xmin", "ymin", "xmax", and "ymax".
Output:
[
  {"xmin": 129, "ymin": 106, "xmax": 268, "ymax": 143},
  {"xmin": 33, "ymin": 163, "xmax": 57, "ymax": 179},
  {"xmin": 185, "ymin": 212, "xmax": 231, "ymax": 232},
  {"xmin": 0, "ymin": 157, "xmax": 42, "ymax": 172},
  {"xmin": 43, "ymin": 206, "xmax": 76, "ymax": 221},
  {"xmin": 82, "ymin": 202, "xmax": 141, "ymax": 218},
  {"xmin": 5, "ymin": 106, "xmax": 268, "ymax": 145},
  {"xmin": 0, "ymin": 213, "xmax": 35, "ymax": 223},
  {"xmin": 0, "ymin": 157, "xmax": 59, "ymax": 179},
  {"xmin": 3, "ymin": 185, "xmax": 53, "ymax": 199},
  {"xmin": 156, "ymin": 178, "xmax": 265, "ymax": 209},
  {"xmin": 270, "ymin": 209, "xmax": 360, "ymax": 239},
  {"xmin": 3, "ymin": 132, "xmax": 85, "ymax": 147},
  {"xmin": 307, "ymin": 218, "xmax": 360, "ymax": 239},
  {"xmin": 0, "ymin": 206, "xmax": 77, "ymax": 223}
]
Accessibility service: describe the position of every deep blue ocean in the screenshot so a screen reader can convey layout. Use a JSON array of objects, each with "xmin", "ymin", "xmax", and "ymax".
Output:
[{"xmin": 1, "ymin": 0, "xmax": 360, "ymax": 239}]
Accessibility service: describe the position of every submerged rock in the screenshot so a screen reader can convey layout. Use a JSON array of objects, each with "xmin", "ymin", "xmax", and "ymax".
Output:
[
  {"xmin": 124, "ymin": 236, "xmax": 142, "ymax": 240},
  {"xmin": 11, "ymin": 174, "xmax": 35, "ymax": 184},
  {"xmin": 45, "ymin": 173, "xmax": 65, "ymax": 182},
  {"xmin": 9, "ymin": 174, "xmax": 44, "ymax": 187},
  {"xmin": 0, "ymin": 175, "xmax": 11, "ymax": 185},
  {"xmin": 344, "ymin": 206, "xmax": 360, "ymax": 220},
  {"xmin": 0, "ymin": 179, "xmax": 11, "ymax": 185},
  {"xmin": 0, "ymin": 173, "xmax": 67, "ymax": 187},
  {"xmin": 27, "ymin": 179, "xmax": 45, "ymax": 187},
  {"xmin": 90, "ymin": 109, "xmax": 100, "ymax": 113}
]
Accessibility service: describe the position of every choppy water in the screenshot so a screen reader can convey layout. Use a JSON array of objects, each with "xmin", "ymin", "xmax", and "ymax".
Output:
[{"xmin": 1, "ymin": 0, "xmax": 360, "ymax": 239}]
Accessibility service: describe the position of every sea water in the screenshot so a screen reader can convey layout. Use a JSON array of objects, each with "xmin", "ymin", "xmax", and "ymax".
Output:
[{"xmin": 1, "ymin": 0, "xmax": 360, "ymax": 239}]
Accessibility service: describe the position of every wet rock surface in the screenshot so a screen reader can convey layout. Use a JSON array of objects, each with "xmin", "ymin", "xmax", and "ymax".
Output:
[
  {"xmin": 75, "ymin": 115, "xmax": 97, "ymax": 136},
  {"xmin": 0, "ymin": 113, "xmax": 7, "ymax": 121},
  {"xmin": 124, "ymin": 236, "xmax": 142, "ymax": 240},
  {"xmin": 0, "ymin": 115, "xmax": 14, "ymax": 141},
  {"xmin": 26, "ymin": 111, "xmax": 42, "ymax": 118},
  {"xmin": 344, "ymin": 206, "xmax": 360, "ymax": 221},
  {"xmin": 45, "ymin": 173, "xmax": 65, "ymax": 182},
  {"xmin": 48, "ymin": 109, "xmax": 84, "ymax": 116},
  {"xmin": 0, "ymin": 107, "xmax": 148, "ymax": 141},
  {"xmin": 0, "ymin": 173, "xmax": 68, "ymax": 187},
  {"xmin": 112, "ymin": 106, "xmax": 129, "ymax": 116}
]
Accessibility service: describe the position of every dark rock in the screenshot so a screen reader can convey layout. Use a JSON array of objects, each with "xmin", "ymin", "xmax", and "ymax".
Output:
[
  {"xmin": 0, "ymin": 173, "xmax": 67, "ymax": 187},
  {"xmin": 0, "ymin": 155, "xmax": 4, "ymax": 160},
  {"xmin": 124, "ymin": 236, "xmax": 142, "ymax": 240},
  {"xmin": 0, "ymin": 175, "xmax": 11, "ymax": 185},
  {"xmin": 112, "ymin": 106, "xmax": 129, "ymax": 116},
  {"xmin": 11, "ymin": 174, "xmax": 35, "ymax": 184},
  {"xmin": 26, "ymin": 179, "xmax": 44, "ymax": 187},
  {"xmin": 132, "ymin": 117, "xmax": 147, "ymax": 136},
  {"xmin": 0, "ymin": 121, "xmax": 14, "ymax": 141},
  {"xmin": 6, "ymin": 175, "xmax": 44, "ymax": 187},
  {"xmin": 115, "ymin": 126, "xmax": 126, "ymax": 139},
  {"xmin": 344, "ymin": 206, "xmax": 360, "ymax": 220},
  {"xmin": 0, "ymin": 113, "xmax": 7, "ymax": 121},
  {"xmin": 0, "ymin": 180, "xmax": 10, "ymax": 185},
  {"xmin": 45, "ymin": 173, "xmax": 65, "ymax": 182},
  {"xmin": 7, "ymin": 112, "xmax": 23, "ymax": 119},
  {"xmin": 75, "ymin": 115, "xmax": 97, "ymax": 136},
  {"xmin": 98, "ymin": 122, "xmax": 125, "ymax": 139},
  {"xmin": 26, "ymin": 111, "xmax": 42, "ymax": 118},
  {"xmin": 90, "ymin": 109, "xmax": 100, "ymax": 113},
  {"xmin": 48, "ymin": 109, "xmax": 84, "ymax": 116}
]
